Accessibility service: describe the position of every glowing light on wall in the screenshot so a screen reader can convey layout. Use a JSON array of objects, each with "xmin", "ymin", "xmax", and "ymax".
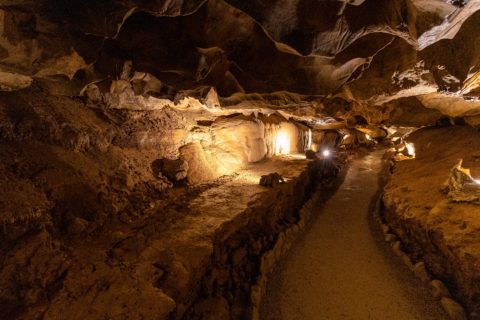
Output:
[
  {"xmin": 275, "ymin": 131, "xmax": 291, "ymax": 155},
  {"xmin": 406, "ymin": 142, "xmax": 415, "ymax": 157},
  {"xmin": 307, "ymin": 129, "xmax": 312, "ymax": 151},
  {"xmin": 322, "ymin": 149, "xmax": 331, "ymax": 158}
]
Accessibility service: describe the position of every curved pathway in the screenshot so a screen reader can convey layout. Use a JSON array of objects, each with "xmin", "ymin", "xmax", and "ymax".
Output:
[{"xmin": 261, "ymin": 150, "xmax": 448, "ymax": 320}]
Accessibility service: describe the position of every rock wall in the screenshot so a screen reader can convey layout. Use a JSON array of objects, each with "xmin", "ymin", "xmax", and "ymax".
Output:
[{"xmin": 0, "ymin": 63, "xmax": 332, "ymax": 318}]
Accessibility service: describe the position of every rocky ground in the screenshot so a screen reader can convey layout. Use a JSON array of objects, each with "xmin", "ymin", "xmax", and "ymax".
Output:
[
  {"xmin": 0, "ymin": 63, "xmax": 358, "ymax": 320},
  {"xmin": 0, "ymin": 104, "xmax": 342, "ymax": 320},
  {"xmin": 383, "ymin": 125, "xmax": 480, "ymax": 316}
]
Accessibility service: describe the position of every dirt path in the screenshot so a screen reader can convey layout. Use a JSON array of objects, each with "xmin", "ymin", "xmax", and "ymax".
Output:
[{"xmin": 261, "ymin": 150, "xmax": 448, "ymax": 320}]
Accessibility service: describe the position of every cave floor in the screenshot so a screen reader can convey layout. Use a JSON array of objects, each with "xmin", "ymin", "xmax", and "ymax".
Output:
[
  {"xmin": 261, "ymin": 150, "xmax": 448, "ymax": 320},
  {"xmin": 4, "ymin": 155, "xmax": 318, "ymax": 319}
]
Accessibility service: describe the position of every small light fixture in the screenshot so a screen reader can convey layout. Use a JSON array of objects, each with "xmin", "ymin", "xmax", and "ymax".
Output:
[
  {"xmin": 322, "ymin": 149, "xmax": 331, "ymax": 158},
  {"xmin": 365, "ymin": 134, "xmax": 371, "ymax": 140}
]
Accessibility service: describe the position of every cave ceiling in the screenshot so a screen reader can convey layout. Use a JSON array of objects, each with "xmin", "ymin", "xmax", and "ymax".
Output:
[{"xmin": 0, "ymin": 0, "xmax": 479, "ymax": 118}]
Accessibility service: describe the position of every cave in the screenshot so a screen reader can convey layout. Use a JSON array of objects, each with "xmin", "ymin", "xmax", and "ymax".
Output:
[{"xmin": 1, "ymin": 0, "xmax": 480, "ymax": 319}]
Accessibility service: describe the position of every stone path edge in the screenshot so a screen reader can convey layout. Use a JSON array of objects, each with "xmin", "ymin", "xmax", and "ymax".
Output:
[
  {"xmin": 251, "ymin": 159, "xmax": 350, "ymax": 320},
  {"xmin": 375, "ymin": 153, "xmax": 470, "ymax": 320}
]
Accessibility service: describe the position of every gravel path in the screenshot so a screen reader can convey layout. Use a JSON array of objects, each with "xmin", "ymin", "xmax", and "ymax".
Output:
[{"xmin": 261, "ymin": 150, "xmax": 448, "ymax": 320}]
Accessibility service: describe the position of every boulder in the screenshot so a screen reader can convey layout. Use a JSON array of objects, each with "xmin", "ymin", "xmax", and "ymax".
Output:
[
  {"xmin": 180, "ymin": 142, "xmax": 223, "ymax": 184},
  {"xmin": 259, "ymin": 173, "xmax": 285, "ymax": 187},
  {"xmin": 152, "ymin": 158, "xmax": 188, "ymax": 182},
  {"xmin": 444, "ymin": 159, "xmax": 480, "ymax": 204}
]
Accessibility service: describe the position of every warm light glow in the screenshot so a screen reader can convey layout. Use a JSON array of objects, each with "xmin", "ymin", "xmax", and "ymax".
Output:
[
  {"xmin": 322, "ymin": 149, "xmax": 331, "ymax": 158},
  {"xmin": 286, "ymin": 154, "xmax": 307, "ymax": 160},
  {"xmin": 475, "ymin": 179, "xmax": 480, "ymax": 185},
  {"xmin": 307, "ymin": 129, "xmax": 312, "ymax": 151},
  {"xmin": 365, "ymin": 134, "xmax": 371, "ymax": 140},
  {"xmin": 406, "ymin": 142, "xmax": 415, "ymax": 157},
  {"xmin": 242, "ymin": 174, "xmax": 261, "ymax": 185},
  {"xmin": 275, "ymin": 131, "xmax": 291, "ymax": 155}
]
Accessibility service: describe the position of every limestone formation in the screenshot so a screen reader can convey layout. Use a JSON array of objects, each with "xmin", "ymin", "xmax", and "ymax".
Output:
[
  {"xmin": 259, "ymin": 173, "xmax": 286, "ymax": 188},
  {"xmin": 444, "ymin": 159, "xmax": 480, "ymax": 204}
]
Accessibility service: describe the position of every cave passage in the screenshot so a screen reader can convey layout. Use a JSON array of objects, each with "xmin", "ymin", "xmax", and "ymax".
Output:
[
  {"xmin": 261, "ymin": 150, "xmax": 448, "ymax": 320},
  {"xmin": 2, "ymin": 0, "xmax": 480, "ymax": 319}
]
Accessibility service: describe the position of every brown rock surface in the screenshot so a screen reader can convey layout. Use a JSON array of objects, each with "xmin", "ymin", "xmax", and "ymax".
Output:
[{"xmin": 383, "ymin": 126, "xmax": 480, "ymax": 314}]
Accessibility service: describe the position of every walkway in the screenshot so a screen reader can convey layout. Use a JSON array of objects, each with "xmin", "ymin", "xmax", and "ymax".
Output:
[{"xmin": 261, "ymin": 150, "xmax": 448, "ymax": 320}]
